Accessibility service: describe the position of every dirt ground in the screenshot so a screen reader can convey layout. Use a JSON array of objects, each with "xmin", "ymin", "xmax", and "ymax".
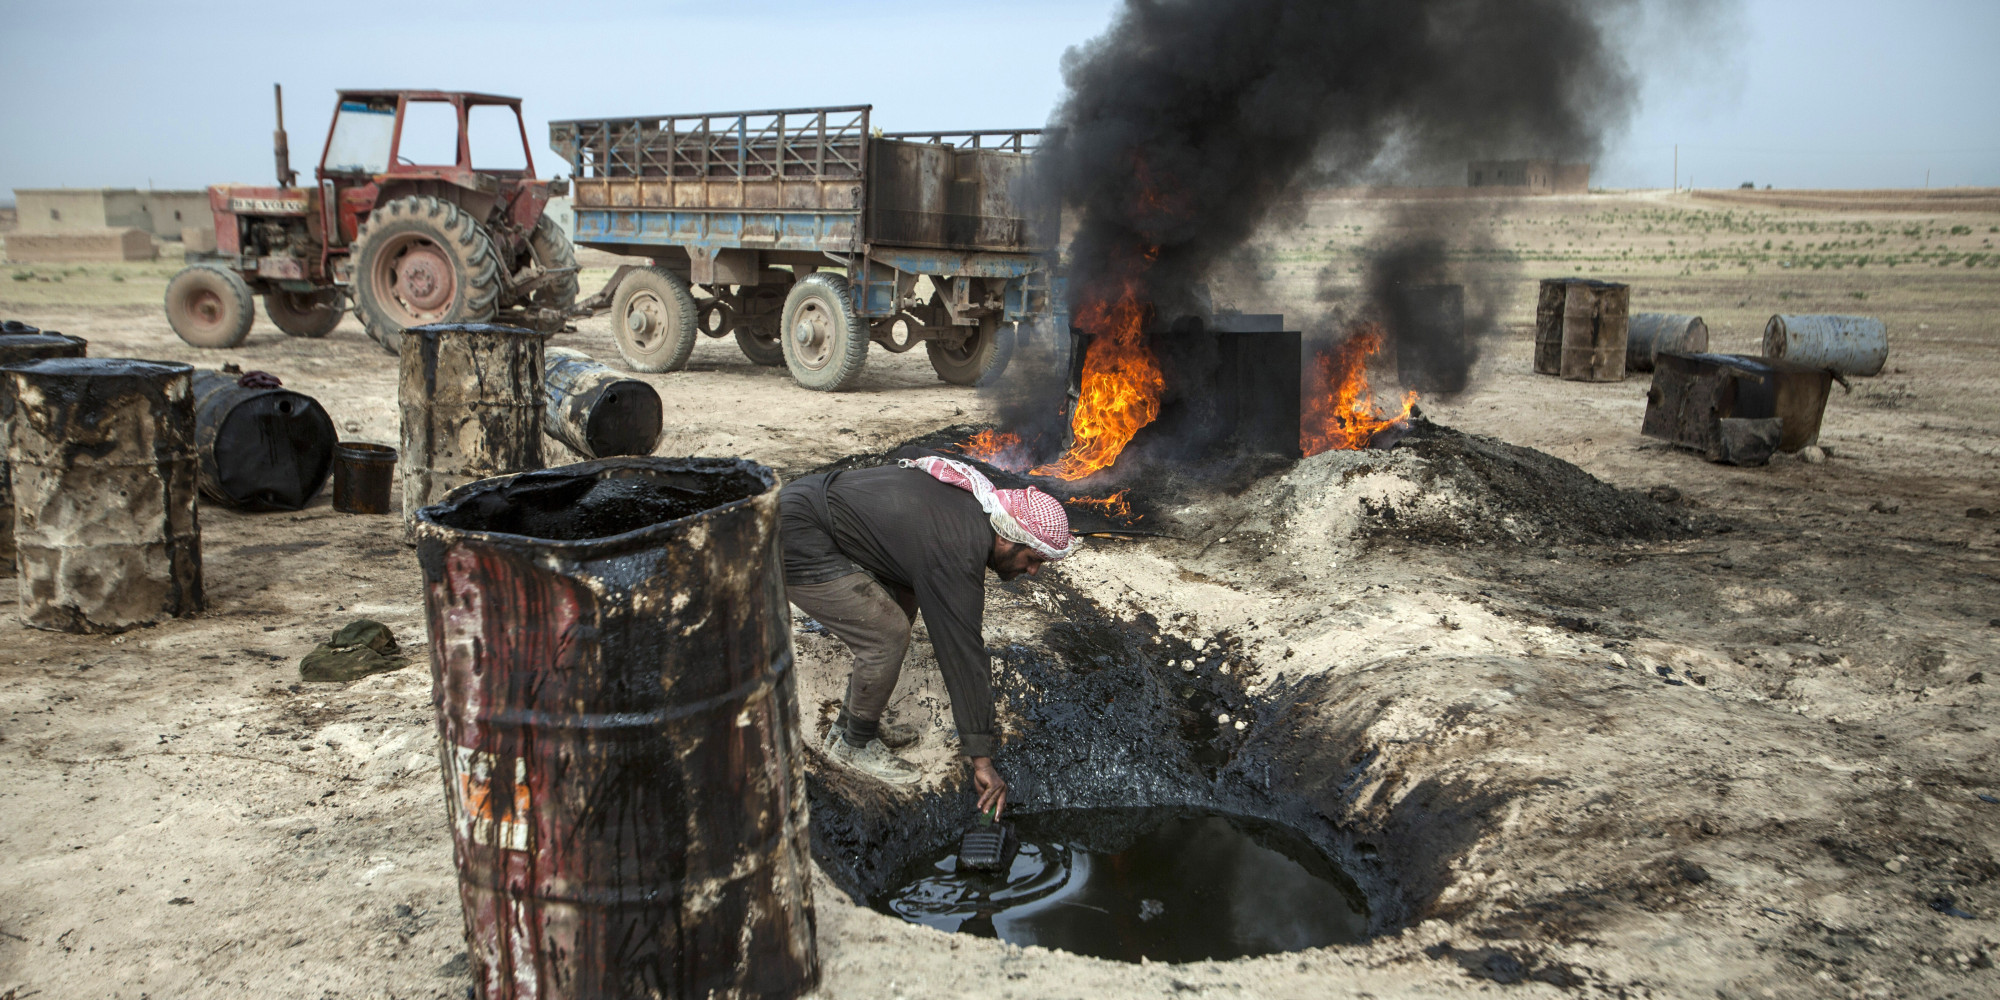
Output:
[{"xmin": 2, "ymin": 189, "xmax": 1997, "ymax": 999}]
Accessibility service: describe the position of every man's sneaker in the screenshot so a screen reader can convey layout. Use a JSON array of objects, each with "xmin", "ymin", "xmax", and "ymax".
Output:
[
  {"xmin": 835, "ymin": 711, "xmax": 922, "ymax": 749},
  {"xmin": 825, "ymin": 730, "xmax": 922, "ymax": 785}
]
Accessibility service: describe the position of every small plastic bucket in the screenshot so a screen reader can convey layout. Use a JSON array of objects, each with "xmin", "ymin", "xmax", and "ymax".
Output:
[{"xmin": 332, "ymin": 442, "xmax": 397, "ymax": 514}]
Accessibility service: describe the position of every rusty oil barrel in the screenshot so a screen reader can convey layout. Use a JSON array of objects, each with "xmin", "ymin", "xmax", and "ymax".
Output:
[
  {"xmin": 399, "ymin": 323, "xmax": 549, "ymax": 534},
  {"xmin": 332, "ymin": 442, "xmax": 398, "ymax": 514},
  {"xmin": 0, "ymin": 358, "xmax": 202, "ymax": 632},
  {"xmin": 1626, "ymin": 313, "xmax": 1708, "ymax": 373},
  {"xmin": 0, "ymin": 333, "xmax": 88, "ymax": 572},
  {"xmin": 1762, "ymin": 314, "xmax": 1888, "ymax": 377},
  {"xmin": 190, "ymin": 370, "xmax": 338, "ymax": 511},
  {"xmin": 414, "ymin": 456, "xmax": 816, "ymax": 1000},
  {"xmin": 542, "ymin": 347, "xmax": 665, "ymax": 459},
  {"xmin": 1559, "ymin": 279, "xmax": 1629, "ymax": 381},
  {"xmin": 1532, "ymin": 278, "xmax": 1567, "ymax": 375}
]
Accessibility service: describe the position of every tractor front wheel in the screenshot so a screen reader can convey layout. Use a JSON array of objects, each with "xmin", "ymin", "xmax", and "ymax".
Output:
[
  {"xmin": 350, "ymin": 195, "xmax": 501, "ymax": 355},
  {"xmin": 165, "ymin": 264, "xmax": 255, "ymax": 349},
  {"xmin": 264, "ymin": 289, "xmax": 345, "ymax": 338}
]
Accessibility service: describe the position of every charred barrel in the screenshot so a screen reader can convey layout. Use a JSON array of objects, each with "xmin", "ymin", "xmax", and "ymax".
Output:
[
  {"xmin": 542, "ymin": 347, "xmax": 665, "ymax": 458},
  {"xmin": 1626, "ymin": 313, "xmax": 1709, "ymax": 373},
  {"xmin": 190, "ymin": 371, "xmax": 338, "ymax": 511},
  {"xmin": 0, "ymin": 333, "xmax": 88, "ymax": 571},
  {"xmin": 1762, "ymin": 314, "xmax": 1888, "ymax": 377},
  {"xmin": 332, "ymin": 442, "xmax": 397, "ymax": 514},
  {"xmin": 0, "ymin": 358, "xmax": 202, "ymax": 631},
  {"xmin": 399, "ymin": 323, "xmax": 549, "ymax": 532},
  {"xmin": 415, "ymin": 457, "xmax": 817, "ymax": 1000},
  {"xmin": 1389, "ymin": 283, "xmax": 1469, "ymax": 394}
]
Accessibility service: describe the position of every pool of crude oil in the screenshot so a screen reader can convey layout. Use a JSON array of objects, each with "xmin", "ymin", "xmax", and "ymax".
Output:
[{"xmin": 872, "ymin": 808, "xmax": 1369, "ymax": 963}]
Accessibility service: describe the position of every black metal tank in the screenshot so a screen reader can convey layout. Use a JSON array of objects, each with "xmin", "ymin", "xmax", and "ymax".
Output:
[{"xmin": 190, "ymin": 371, "xmax": 339, "ymax": 511}]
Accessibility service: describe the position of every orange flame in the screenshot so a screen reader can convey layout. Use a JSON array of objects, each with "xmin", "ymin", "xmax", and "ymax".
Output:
[
  {"xmin": 1069, "ymin": 488, "xmax": 1137, "ymax": 520},
  {"xmin": 1301, "ymin": 323, "xmax": 1417, "ymax": 456},
  {"xmin": 955, "ymin": 429, "xmax": 1035, "ymax": 472},
  {"xmin": 1033, "ymin": 260, "xmax": 1166, "ymax": 481}
]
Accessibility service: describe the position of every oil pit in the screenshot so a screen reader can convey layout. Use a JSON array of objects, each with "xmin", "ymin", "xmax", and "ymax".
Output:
[{"xmin": 873, "ymin": 807, "xmax": 1368, "ymax": 963}]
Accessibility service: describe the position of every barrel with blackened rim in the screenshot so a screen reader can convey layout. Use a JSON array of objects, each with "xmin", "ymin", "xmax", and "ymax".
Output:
[
  {"xmin": 542, "ymin": 346, "xmax": 664, "ymax": 458},
  {"xmin": 191, "ymin": 371, "xmax": 339, "ymax": 511},
  {"xmin": 0, "ymin": 357, "xmax": 202, "ymax": 632},
  {"xmin": 399, "ymin": 323, "xmax": 549, "ymax": 535},
  {"xmin": 414, "ymin": 456, "xmax": 816, "ymax": 1000},
  {"xmin": 0, "ymin": 333, "xmax": 88, "ymax": 571}
]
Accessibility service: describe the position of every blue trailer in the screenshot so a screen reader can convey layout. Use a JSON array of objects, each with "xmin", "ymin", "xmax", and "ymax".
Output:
[{"xmin": 548, "ymin": 106, "xmax": 1058, "ymax": 390}]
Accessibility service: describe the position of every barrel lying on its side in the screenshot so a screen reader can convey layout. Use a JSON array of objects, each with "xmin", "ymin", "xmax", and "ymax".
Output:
[
  {"xmin": 542, "ymin": 347, "xmax": 665, "ymax": 459},
  {"xmin": 1626, "ymin": 313, "xmax": 1708, "ymax": 373},
  {"xmin": 191, "ymin": 371, "xmax": 339, "ymax": 511},
  {"xmin": 1763, "ymin": 314, "xmax": 1888, "ymax": 377},
  {"xmin": 415, "ymin": 457, "xmax": 817, "ymax": 1000}
]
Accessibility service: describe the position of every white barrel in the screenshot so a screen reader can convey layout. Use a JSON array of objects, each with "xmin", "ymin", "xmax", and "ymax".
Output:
[
  {"xmin": 1762, "ymin": 314, "xmax": 1888, "ymax": 377},
  {"xmin": 1626, "ymin": 314, "xmax": 1708, "ymax": 372}
]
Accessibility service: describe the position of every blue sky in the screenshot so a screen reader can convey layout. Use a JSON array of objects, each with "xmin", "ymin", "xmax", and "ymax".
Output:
[{"xmin": 1, "ymin": 0, "xmax": 1994, "ymax": 198}]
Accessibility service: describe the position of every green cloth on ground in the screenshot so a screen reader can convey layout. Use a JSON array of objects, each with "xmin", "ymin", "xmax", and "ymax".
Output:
[{"xmin": 300, "ymin": 619, "xmax": 411, "ymax": 682}]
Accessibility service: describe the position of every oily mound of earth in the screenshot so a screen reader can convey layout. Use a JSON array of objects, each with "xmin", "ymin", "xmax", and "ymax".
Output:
[{"xmin": 807, "ymin": 417, "xmax": 1694, "ymax": 551}]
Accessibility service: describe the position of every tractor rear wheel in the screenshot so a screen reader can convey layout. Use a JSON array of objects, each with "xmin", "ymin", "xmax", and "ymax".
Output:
[
  {"xmin": 610, "ymin": 267, "xmax": 699, "ymax": 372},
  {"xmin": 165, "ymin": 264, "xmax": 255, "ymax": 349},
  {"xmin": 350, "ymin": 195, "xmax": 501, "ymax": 356},
  {"xmin": 264, "ymin": 289, "xmax": 345, "ymax": 338},
  {"xmin": 527, "ymin": 214, "xmax": 579, "ymax": 311},
  {"xmin": 926, "ymin": 316, "xmax": 1015, "ymax": 386}
]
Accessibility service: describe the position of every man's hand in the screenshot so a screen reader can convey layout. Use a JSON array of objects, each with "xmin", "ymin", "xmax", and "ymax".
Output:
[{"xmin": 971, "ymin": 757, "xmax": 1008, "ymax": 819}]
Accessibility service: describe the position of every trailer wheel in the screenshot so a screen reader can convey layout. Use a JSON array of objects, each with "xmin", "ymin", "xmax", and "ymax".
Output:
[
  {"xmin": 926, "ymin": 317, "xmax": 1015, "ymax": 386},
  {"xmin": 781, "ymin": 272, "xmax": 868, "ymax": 391},
  {"xmin": 732, "ymin": 268, "xmax": 792, "ymax": 366},
  {"xmin": 264, "ymin": 289, "xmax": 345, "ymax": 338},
  {"xmin": 350, "ymin": 195, "xmax": 502, "ymax": 356},
  {"xmin": 165, "ymin": 264, "xmax": 255, "ymax": 349},
  {"xmin": 611, "ymin": 266, "xmax": 698, "ymax": 372}
]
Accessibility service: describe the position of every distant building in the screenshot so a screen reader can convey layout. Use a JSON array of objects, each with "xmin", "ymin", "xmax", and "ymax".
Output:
[
  {"xmin": 1466, "ymin": 161, "xmax": 1590, "ymax": 195},
  {"xmin": 12, "ymin": 188, "xmax": 211, "ymax": 240}
]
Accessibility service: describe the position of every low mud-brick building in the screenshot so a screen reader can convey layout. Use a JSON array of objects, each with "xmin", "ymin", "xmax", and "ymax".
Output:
[{"xmin": 1467, "ymin": 160, "xmax": 1590, "ymax": 194}]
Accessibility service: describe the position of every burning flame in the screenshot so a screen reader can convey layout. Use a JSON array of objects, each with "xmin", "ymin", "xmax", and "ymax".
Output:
[
  {"xmin": 956, "ymin": 429, "xmax": 1035, "ymax": 473},
  {"xmin": 1033, "ymin": 260, "xmax": 1166, "ymax": 481},
  {"xmin": 1301, "ymin": 324, "xmax": 1417, "ymax": 456},
  {"xmin": 1069, "ymin": 488, "xmax": 1138, "ymax": 521}
]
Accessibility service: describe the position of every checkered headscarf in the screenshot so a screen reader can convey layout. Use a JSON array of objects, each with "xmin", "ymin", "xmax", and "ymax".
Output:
[{"xmin": 900, "ymin": 456, "xmax": 1078, "ymax": 560}]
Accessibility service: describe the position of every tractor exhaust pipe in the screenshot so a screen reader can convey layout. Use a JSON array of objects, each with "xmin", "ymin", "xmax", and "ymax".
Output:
[{"xmin": 273, "ymin": 83, "xmax": 296, "ymax": 188}]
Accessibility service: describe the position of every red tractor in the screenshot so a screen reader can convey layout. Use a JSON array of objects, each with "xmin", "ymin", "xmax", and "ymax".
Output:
[{"xmin": 166, "ymin": 86, "xmax": 577, "ymax": 353}]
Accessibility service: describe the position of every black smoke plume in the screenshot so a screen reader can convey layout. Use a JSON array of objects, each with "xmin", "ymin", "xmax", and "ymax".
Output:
[{"xmin": 1028, "ymin": 0, "xmax": 1709, "ymax": 399}]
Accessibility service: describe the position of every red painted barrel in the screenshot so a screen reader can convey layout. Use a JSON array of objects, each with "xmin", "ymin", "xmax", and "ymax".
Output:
[{"xmin": 413, "ymin": 456, "xmax": 816, "ymax": 1000}]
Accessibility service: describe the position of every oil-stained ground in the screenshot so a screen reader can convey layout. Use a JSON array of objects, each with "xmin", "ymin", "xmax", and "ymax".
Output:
[{"xmin": 2, "ymin": 189, "xmax": 1997, "ymax": 999}]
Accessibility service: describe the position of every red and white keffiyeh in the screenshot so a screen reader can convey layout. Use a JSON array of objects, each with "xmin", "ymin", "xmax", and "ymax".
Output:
[{"xmin": 900, "ymin": 456, "xmax": 1078, "ymax": 560}]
